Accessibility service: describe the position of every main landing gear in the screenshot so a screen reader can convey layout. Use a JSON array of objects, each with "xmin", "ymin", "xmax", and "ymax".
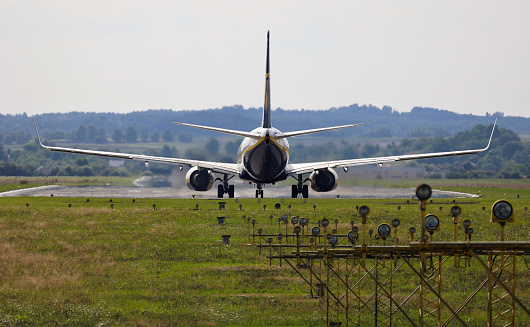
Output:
[
  {"xmin": 291, "ymin": 174, "xmax": 309, "ymax": 198},
  {"xmin": 216, "ymin": 174, "xmax": 235, "ymax": 198}
]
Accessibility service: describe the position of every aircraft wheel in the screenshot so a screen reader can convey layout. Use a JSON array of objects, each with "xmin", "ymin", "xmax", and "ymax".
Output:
[
  {"xmin": 291, "ymin": 185, "xmax": 298, "ymax": 198},
  {"xmin": 228, "ymin": 185, "xmax": 235, "ymax": 198},
  {"xmin": 302, "ymin": 185, "xmax": 309, "ymax": 198},
  {"xmin": 217, "ymin": 184, "xmax": 224, "ymax": 198}
]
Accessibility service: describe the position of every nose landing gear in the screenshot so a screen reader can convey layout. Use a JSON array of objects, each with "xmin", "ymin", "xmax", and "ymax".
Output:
[{"xmin": 255, "ymin": 183, "xmax": 264, "ymax": 198}]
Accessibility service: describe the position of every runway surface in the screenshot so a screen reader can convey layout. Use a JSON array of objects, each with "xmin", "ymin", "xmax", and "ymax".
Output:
[{"xmin": 0, "ymin": 183, "xmax": 478, "ymax": 199}]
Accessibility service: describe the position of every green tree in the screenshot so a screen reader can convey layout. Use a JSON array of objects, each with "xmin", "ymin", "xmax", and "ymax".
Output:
[
  {"xmin": 112, "ymin": 129, "xmax": 123, "ymax": 143},
  {"xmin": 75, "ymin": 125, "xmax": 87, "ymax": 142},
  {"xmin": 125, "ymin": 126, "xmax": 138, "ymax": 143},
  {"xmin": 150, "ymin": 131, "xmax": 160, "ymax": 142},
  {"xmin": 162, "ymin": 129, "xmax": 174, "ymax": 142},
  {"xmin": 205, "ymin": 138, "xmax": 220, "ymax": 156},
  {"xmin": 140, "ymin": 128, "xmax": 149, "ymax": 142}
]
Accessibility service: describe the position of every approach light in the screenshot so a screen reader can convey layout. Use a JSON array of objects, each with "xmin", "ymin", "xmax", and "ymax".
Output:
[
  {"xmin": 252, "ymin": 220, "xmax": 256, "ymax": 225},
  {"xmin": 375, "ymin": 234, "xmax": 381, "ymax": 241},
  {"xmin": 416, "ymin": 184, "xmax": 432, "ymax": 201},
  {"xmin": 467, "ymin": 227, "xmax": 474, "ymax": 240},
  {"xmin": 359, "ymin": 205, "xmax": 370, "ymax": 217},
  {"xmin": 312, "ymin": 227, "xmax": 321, "ymax": 236},
  {"xmin": 326, "ymin": 233, "xmax": 332, "ymax": 240},
  {"xmin": 275, "ymin": 203, "xmax": 281, "ymax": 210},
  {"xmin": 462, "ymin": 219, "xmax": 471, "ymax": 228},
  {"xmin": 313, "ymin": 205, "xmax": 316, "ymax": 210},
  {"xmin": 321, "ymin": 218, "xmax": 330, "ymax": 228},
  {"xmin": 397, "ymin": 206, "xmax": 401, "ymax": 211},
  {"xmin": 267, "ymin": 238, "xmax": 273, "ymax": 244},
  {"xmin": 409, "ymin": 227, "xmax": 416, "ymax": 234},
  {"xmin": 352, "ymin": 226, "xmax": 359, "ymax": 233},
  {"xmin": 278, "ymin": 234, "xmax": 284, "ymax": 241},
  {"xmin": 392, "ymin": 219, "xmax": 400, "ymax": 228},
  {"xmin": 348, "ymin": 231, "xmax": 356, "ymax": 242},
  {"xmin": 377, "ymin": 223, "xmax": 391, "ymax": 239},
  {"xmin": 425, "ymin": 214, "xmax": 440, "ymax": 232},
  {"xmin": 368, "ymin": 230, "xmax": 373, "ymax": 236},
  {"xmin": 258, "ymin": 228, "xmax": 262, "ymax": 234},
  {"xmin": 491, "ymin": 200, "xmax": 514, "ymax": 223},
  {"xmin": 334, "ymin": 219, "xmax": 338, "ymax": 224},
  {"xmin": 281, "ymin": 214, "xmax": 288, "ymax": 222},
  {"xmin": 451, "ymin": 205, "xmax": 462, "ymax": 217},
  {"xmin": 299, "ymin": 218, "xmax": 308, "ymax": 226},
  {"xmin": 329, "ymin": 235, "xmax": 338, "ymax": 245},
  {"xmin": 294, "ymin": 226, "xmax": 301, "ymax": 234},
  {"xmin": 291, "ymin": 216, "xmax": 298, "ymax": 225},
  {"xmin": 310, "ymin": 237, "xmax": 315, "ymax": 243}
]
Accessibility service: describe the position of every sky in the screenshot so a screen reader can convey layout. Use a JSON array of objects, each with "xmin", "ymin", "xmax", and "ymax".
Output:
[{"xmin": 1, "ymin": 1, "xmax": 529, "ymax": 118}]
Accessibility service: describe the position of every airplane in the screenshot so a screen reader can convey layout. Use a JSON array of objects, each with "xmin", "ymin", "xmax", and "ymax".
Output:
[{"xmin": 34, "ymin": 31, "xmax": 496, "ymax": 199}]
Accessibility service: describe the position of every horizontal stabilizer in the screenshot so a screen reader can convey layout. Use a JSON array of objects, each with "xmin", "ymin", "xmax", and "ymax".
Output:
[
  {"xmin": 173, "ymin": 122, "xmax": 261, "ymax": 139},
  {"xmin": 275, "ymin": 123, "xmax": 363, "ymax": 139}
]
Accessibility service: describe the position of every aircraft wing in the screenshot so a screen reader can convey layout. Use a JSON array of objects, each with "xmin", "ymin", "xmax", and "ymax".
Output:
[
  {"xmin": 34, "ymin": 119, "xmax": 239, "ymax": 175},
  {"xmin": 287, "ymin": 121, "xmax": 496, "ymax": 175}
]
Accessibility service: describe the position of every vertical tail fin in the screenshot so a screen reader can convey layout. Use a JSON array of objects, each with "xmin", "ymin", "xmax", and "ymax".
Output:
[{"xmin": 262, "ymin": 31, "xmax": 272, "ymax": 128}]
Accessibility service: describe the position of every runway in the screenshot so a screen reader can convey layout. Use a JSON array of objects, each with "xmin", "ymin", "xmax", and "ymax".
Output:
[{"xmin": 0, "ymin": 183, "xmax": 478, "ymax": 199}]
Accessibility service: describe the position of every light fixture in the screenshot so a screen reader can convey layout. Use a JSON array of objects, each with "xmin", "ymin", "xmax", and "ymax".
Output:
[
  {"xmin": 359, "ymin": 205, "xmax": 370, "ymax": 217},
  {"xmin": 348, "ymin": 231, "xmax": 356, "ymax": 242},
  {"xmin": 312, "ymin": 227, "xmax": 321, "ymax": 236},
  {"xmin": 416, "ymin": 184, "xmax": 432, "ymax": 201},
  {"xmin": 291, "ymin": 216, "xmax": 298, "ymax": 225},
  {"xmin": 392, "ymin": 219, "xmax": 400, "ymax": 228},
  {"xmin": 377, "ymin": 223, "xmax": 391, "ymax": 239},
  {"xmin": 425, "ymin": 214, "xmax": 440, "ymax": 232},
  {"xmin": 491, "ymin": 200, "xmax": 514, "ymax": 223},
  {"xmin": 321, "ymin": 218, "xmax": 330, "ymax": 227},
  {"xmin": 451, "ymin": 205, "xmax": 461, "ymax": 217}
]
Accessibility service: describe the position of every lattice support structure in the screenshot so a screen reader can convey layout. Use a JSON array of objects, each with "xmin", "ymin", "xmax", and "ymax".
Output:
[
  {"xmin": 419, "ymin": 253, "xmax": 442, "ymax": 327},
  {"xmin": 488, "ymin": 252, "xmax": 516, "ymax": 327},
  {"xmin": 375, "ymin": 255, "xmax": 393, "ymax": 326}
]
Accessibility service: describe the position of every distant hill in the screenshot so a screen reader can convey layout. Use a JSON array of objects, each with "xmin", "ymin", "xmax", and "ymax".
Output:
[{"xmin": 1, "ymin": 105, "xmax": 528, "ymax": 139}]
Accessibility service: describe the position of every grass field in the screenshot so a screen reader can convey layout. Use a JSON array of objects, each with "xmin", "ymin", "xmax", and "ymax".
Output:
[{"xmin": 0, "ymin": 179, "xmax": 529, "ymax": 326}]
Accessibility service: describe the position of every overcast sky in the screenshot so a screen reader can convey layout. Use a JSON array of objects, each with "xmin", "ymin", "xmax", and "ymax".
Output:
[{"xmin": 1, "ymin": 1, "xmax": 529, "ymax": 118}]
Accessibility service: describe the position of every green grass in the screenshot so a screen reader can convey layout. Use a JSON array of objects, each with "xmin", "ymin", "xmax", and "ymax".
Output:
[{"xmin": 0, "ymin": 180, "xmax": 529, "ymax": 326}]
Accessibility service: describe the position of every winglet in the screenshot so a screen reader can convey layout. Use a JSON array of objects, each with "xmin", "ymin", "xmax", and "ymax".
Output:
[
  {"xmin": 33, "ymin": 117, "xmax": 47, "ymax": 148},
  {"xmin": 484, "ymin": 118, "xmax": 497, "ymax": 151}
]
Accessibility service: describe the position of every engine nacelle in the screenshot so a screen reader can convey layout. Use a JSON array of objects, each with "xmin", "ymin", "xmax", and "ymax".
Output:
[
  {"xmin": 310, "ymin": 168, "xmax": 338, "ymax": 192},
  {"xmin": 185, "ymin": 167, "xmax": 214, "ymax": 191}
]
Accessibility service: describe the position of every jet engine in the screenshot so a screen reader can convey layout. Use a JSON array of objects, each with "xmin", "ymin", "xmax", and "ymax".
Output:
[
  {"xmin": 310, "ymin": 168, "xmax": 338, "ymax": 192},
  {"xmin": 185, "ymin": 167, "xmax": 214, "ymax": 191}
]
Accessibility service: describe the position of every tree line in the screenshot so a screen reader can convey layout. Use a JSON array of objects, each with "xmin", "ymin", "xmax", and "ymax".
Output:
[{"xmin": 0, "ymin": 123, "xmax": 528, "ymax": 180}]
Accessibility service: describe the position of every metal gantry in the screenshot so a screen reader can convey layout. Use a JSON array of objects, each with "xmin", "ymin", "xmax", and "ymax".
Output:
[{"xmin": 250, "ymin": 185, "xmax": 530, "ymax": 326}]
